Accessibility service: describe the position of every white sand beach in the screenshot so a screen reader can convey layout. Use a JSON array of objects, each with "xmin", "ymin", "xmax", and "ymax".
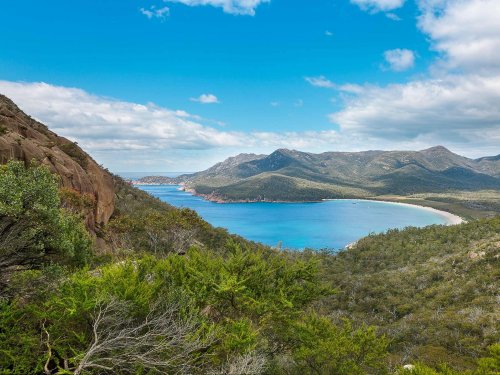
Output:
[{"xmin": 323, "ymin": 199, "xmax": 465, "ymax": 226}]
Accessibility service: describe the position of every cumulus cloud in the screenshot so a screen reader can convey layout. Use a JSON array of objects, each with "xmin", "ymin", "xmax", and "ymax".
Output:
[
  {"xmin": 190, "ymin": 94, "xmax": 220, "ymax": 104},
  {"xmin": 140, "ymin": 6, "xmax": 170, "ymax": 20},
  {"xmin": 417, "ymin": 0, "xmax": 500, "ymax": 73},
  {"xmin": 305, "ymin": 76, "xmax": 335, "ymax": 88},
  {"xmin": 323, "ymin": 0, "xmax": 500, "ymax": 157},
  {"xmin": 0, "ymin": 81, "xmax": 357, "ymax": 169},
  {"xmin": 0, "ymin": 81, "xmax": 240, "ymax": 152},
  {"xmin": 330, "ymin": 74, "xmax": 500, "ymax": 139},
  {"xmin": 164, "ymin": 0, "xmax": 269, "ymax": 15},
  {"xmin": 351, "ymin": 0, "xmax": 405, "ymax": 13},
  {"xmin": 383, "ymin": 49, "xmax": 415, "ymax": 71}
]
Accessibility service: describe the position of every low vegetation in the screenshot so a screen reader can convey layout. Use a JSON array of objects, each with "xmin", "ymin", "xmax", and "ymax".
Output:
[
  {"xmin": 316, "ymin": 217, "xmax": 500, "ymax": 370},
  {"xmin": 0, "ymin": 161, "xmax": 91, "ymax": 288},
  {"xmin": 0, "ymin": 161, "xmax": 498, "ymax": 374},
  {"xmin": 58, "ymin": 141, "xmax": 89, "ymax": 170}
]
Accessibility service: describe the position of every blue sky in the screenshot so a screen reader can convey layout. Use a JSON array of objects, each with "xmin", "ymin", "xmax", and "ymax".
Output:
[{"xmin": 1, "ymin": 0, "xmax": 499, "ymax": 171}]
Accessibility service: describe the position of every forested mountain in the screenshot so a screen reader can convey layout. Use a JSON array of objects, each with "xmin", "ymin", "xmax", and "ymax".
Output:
[
  {"xmin": 151, "ymin": 147, "xmax": 500, "ymax": 202},
  {"xmin": 0, "ymin": 95, "xmax": 498, "ymax": 374}
]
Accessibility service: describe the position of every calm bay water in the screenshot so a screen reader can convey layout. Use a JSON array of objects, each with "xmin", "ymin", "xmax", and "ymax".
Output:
[{"xmin": 137, "ymin": 184, "xmax": 449, "ymax": 250}]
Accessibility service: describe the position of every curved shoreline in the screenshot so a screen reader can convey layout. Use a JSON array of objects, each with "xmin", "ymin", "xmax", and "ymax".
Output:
[
  {"xmin": 190, "ymin": 189, "xmax": 465, "ymax": 226},
  {"xmin": 323, "ymin": 198, "xmax": 465, "ymax": 226},
  {"xmin": 136, "ymin": 184, "xmax": 465, "ymax": 226}
]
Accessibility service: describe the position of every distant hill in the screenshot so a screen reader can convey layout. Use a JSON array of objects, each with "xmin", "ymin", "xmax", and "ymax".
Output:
[
  {"xmin": 139, "ymin": 147, "xmax": 500, "ymax": 203},
  {"xmin": 1, "ymin": 96, "xmax": 499, "ymax": 374}
]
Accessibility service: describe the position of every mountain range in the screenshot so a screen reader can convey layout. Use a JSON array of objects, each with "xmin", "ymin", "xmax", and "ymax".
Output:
[
  {"xmin": 1, "ymin": 95, "xmax": 499, "ymax": 373},
  {"xmin": 138, "ymin": 147, "xmax": 500, "ymax": 202}
]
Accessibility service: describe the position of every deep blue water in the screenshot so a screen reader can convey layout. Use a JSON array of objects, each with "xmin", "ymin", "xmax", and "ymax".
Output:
[{"xmin": 136, "ymin": 184, "xmax": 449, "ymax": 250}]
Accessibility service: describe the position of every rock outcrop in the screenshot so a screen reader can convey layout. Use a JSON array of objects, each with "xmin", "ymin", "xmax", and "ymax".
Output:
[{"xmin": 0, "ymin": 94, "xmax": 114, "ymax": 230}]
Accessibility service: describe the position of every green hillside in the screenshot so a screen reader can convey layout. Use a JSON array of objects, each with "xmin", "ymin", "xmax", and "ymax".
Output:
[
  {"xmin": 316, "ymin": 217, "xmax": 500, "ymax": 370},
  {"xmin": 1, "ymin": 160, "xmax": 498, "ymax": 374},
  {"xmin": 0, "ymin": 96, "xmax": 498, "ymax": 374},
  {"xmin": 149, "ymin": 147, "xmax": 500, "ymax": 218}
]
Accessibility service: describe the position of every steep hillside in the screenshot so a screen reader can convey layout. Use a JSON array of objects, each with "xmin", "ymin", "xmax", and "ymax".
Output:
[
  {"xmin": 0, "ymin": 95, "xmax": 114, "ymax": 230},
  {"xmin": 0, "ymin": 94, "xmax": 256, "ymax": 253},
  {"xmin": 476, "ymin": 154, "xmax": 500, "ymax": 177}
]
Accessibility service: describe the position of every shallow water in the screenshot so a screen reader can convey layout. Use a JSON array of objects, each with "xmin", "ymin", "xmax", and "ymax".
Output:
[{"xmin": 137, "ymin": 185, "xmax": 448, "ymax": 250}]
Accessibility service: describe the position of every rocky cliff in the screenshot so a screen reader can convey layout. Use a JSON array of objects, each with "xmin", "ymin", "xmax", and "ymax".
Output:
[{"xmin": 0, "ymin": 94, "xmax": 114, "ymax": 231}]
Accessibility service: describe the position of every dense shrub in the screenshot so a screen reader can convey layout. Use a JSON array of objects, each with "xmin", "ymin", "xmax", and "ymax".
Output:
[
  {"xmin": 0, "ymin": 244, "xmax": 392, "ymax": 374},
  {"xmin": 320, "ymin": 217, "xmax": 500, "ymax": 370},
  {"xmin": 0, "ymin": 161, "xmax": 92, "ymax": 283},
  {"xmin": 0, "ymin": 161, "xmax": 497, "ymax": 374}
]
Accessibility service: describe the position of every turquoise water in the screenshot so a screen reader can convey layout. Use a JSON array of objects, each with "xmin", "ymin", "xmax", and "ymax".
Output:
[{"xmin": 138, "ymin": 185, "xmax": 449, "ymax": 250}]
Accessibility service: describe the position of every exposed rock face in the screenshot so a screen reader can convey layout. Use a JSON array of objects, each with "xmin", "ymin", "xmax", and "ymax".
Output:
[{"xmin": 0, "ymin": 94, "xmax": 114, "ymax": 230}]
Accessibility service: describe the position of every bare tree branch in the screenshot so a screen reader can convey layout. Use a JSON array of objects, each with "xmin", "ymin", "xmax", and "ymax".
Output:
[
  {"xmin": 73, "ymin": 299, "xmax": 215, "ymax": 375},
  {"xmin": 41, "ymin": 320, "xmax": 52, "ymax": 375},
  {"xmin": 209, "ymin": 351, "xmax": 268, "ymax": 375}
]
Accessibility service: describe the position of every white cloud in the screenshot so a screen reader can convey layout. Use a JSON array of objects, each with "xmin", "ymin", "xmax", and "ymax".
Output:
[
  {"xmin": 321, "ymin": 0, "xmax": 500, "ymax": 157},
  {"xmin": 351, "ymin": 0, "xmax": 405, "ymax": 12},
  {"xmin": 190, "ymin": 94, "xmax": 220, "ymax": 104},
  {"xmin": 331, "ymin": 74, "xmax": 500, "ymax": 137},
  {"xmin": 386, "ymin": 12, "xmax": 401, "ymax": 21},
  {"xmin": 140, "ymin": 6, "xmax": 170, "ymax": 20},
  {"xmin": 383, "ymin": 49, "xmax": 415, "ymax": 71},
  {"xmin": 337, "ymin": 83, "xmax": 365, "ymax": 94},
  {"xmin": 306, "ymin": 77, "xmax": 365, "ymax": 94},
  {"xmin": 165, "ymin": 0, "xmax": 269, "ymax": 15},
  {"xmin": 0, "ymin": 81, "xmax": 355, "ymax": 169},
  {"xmin": 417, "ymin": 0, "xmax": 500, "ymax": 73},
  {"xmin": 0, "ymin": 81, "xmax": 239, "ymax": 152},
  {"xmin": 305, "ymin": 76, "xmax": 335, "ymax": 88},
  {"xmin": 325, "ymin": 30, "xmax": 333, "ymax": 37}
]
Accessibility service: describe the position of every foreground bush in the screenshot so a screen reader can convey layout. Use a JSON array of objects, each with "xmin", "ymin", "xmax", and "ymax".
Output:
[
  {"xmin": 1, "ymin": 161, "xmax": 496, "ymax": 374},
  {"xmin": 0, "ymin": 244, "xmax": 392, "ymax": 374},
  {"xmin": 0, "ymin": 160, "xmax": 91, "ymax": 287}
]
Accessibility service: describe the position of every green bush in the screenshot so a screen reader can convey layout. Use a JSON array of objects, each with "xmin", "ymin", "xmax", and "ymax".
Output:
[
  {"xmin": 321, "ymin": 217, "xmax": 500, "ymax": 370},
  {"xmin": 58, "ymin": 142, "xmax": 88, "ymax": 169},
  {"xmin": 0, "ymin": 242, "xmax": 392, "ymax": 374},
  {"xmin": 0, "ymin": 160, "xmax": 92, "ymax": 282},
  {"xmin": 0, "ymin": 124, "xmax": 8, "ymax": 135}
]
